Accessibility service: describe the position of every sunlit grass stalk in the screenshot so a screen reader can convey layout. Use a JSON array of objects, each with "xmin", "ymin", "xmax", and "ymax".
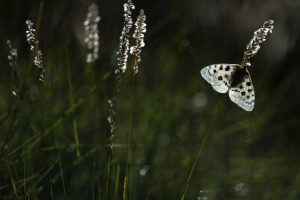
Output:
[
  {"xmin": 181, "ymin": 94, "xmax": 226, "ymax": 200},
  {"xmin": 115, "ymin": 165, "xmax": 120, "ymax": 198},
  {"xmin": 122, "ymin": 176, "xmax": 127, "ymax": 200},
  {"xmin": 24, "ymin": 1, "xmax": 43, "ymax": 85},
  {"xmin": 125, "ymin": 8, "xmax": 147, "ymax": 199},
  {"xmin": 106, "ymin": 1, "xmax": 134, "ymax": 198},
  {"xmin": 127, "ymin": 8, "xmax": 146, "ymax": 158},
  {"xmin": 114, "ymin": 0, "xmax": 134, "ymax": 96},
  {"xmin": 26, "ymin": 20, "xmax": 45, "ymax": 83},
  {"xmin": 108, "ymin": 0, "xmax": 135, "ymax": 152}
]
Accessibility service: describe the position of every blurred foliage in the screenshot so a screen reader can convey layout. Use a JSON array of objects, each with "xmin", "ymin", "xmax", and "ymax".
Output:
[{"xmin": 1, "ymin": 0, "xmax": 300, "ymax": 199}]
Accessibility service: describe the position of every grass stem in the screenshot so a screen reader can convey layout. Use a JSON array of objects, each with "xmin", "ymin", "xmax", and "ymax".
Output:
[
  {"xmin": 65, "ymin": 38, "xmax": 81, "ymax": 158},
  {"xmin": 181, "ymin": 94, "xmax": 226, "ymax": 200}
]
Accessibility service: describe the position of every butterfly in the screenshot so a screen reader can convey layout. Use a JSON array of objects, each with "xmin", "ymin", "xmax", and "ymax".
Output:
[{"xmin": 201, "ymin": 63, "xmax": 255, "ymax": 111}]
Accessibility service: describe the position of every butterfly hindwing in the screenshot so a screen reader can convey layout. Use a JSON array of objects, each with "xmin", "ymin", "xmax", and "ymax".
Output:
[
  {"xmin": 201, "ymin": 64, "xmax": 239, "ymax": 93},
  {"xmin": 228, "ymin": 68, "xmax": 255, "ymax": 111}
]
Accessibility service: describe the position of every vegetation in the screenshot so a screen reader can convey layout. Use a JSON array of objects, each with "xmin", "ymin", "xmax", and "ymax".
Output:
[{"xmin": 1, "ymin": 0, "xmax": 300, "ymax": 199}]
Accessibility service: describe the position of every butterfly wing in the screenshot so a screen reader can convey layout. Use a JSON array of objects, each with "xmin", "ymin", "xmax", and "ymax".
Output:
[
  {"xmin": 201, "ymin": 64, "xmax": 239, "ymax": 93},
  {"xmin": 228, "ymin": 68, "xmax": 255, "ymax": 111}
]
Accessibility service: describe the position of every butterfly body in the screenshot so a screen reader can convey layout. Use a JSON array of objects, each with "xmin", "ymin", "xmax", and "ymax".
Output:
[
  {"xmin": 201, "ymin": 64, "xmax": 255, "ymax": 111},
  {"xmin": 231, "ymin": 66, "xmax": 249, "ymax": 88}
]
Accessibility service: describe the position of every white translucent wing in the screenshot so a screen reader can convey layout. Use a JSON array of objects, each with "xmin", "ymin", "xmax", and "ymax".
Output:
[
  {"xmin": 228, "ymin": 68, "xmax": 255, "ymax": 111},
  {"xmin": 201, "ymin": 64, "xmax": 240, "ymax": 93}
]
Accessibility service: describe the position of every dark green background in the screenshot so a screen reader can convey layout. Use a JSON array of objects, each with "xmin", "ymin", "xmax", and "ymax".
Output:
[{"xmin": 1, "ymin": 0, "xmax": 300, "ymax": 199}]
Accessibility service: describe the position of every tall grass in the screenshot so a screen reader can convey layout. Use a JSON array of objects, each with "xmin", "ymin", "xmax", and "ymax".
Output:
[
  {"xmin": 1, "ymin": 0, "xmax": 147, "ymax": 199},
  {"xmin": 0, "ymin": 1, "xmax": 299, "ymax": 200}
]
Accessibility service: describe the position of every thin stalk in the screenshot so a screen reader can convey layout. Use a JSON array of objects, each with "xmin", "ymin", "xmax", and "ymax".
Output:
[
  {"xmin": 128, "ymin": 74, "xmax": 136, "ymax": 154},
  {"xmin": 98, "ymin": 180, "xmax": 102, "ymax": 200},
  {"xmin": 13, "ymin": 163, "xmax": 23, "ymax": 197},
  {"xmin": 65, "ymin": 39, "xmax": 80, "ymax": 158},
  {"xmin": 122, "ymin": 146, "xmax": 134, "ymax": 200},
  {"xmin": 45, "ymin": 96, "xmax": 67, "ymax": 198},
  {"xmin": 50, "ymin": 174, "xmax": 54, "ymax": 200},
  {"xmin": 28, "ymin": 151, "xmax": 36, "ymax": 199},
  {"xmin": 25, "ymin": 1, "xmax": 43, "ymax": 85},
  {"xmin": 106, "ymin": 152, "xmax": 111, "ymax": 200},
  {"xmin": 124, "ymin": 73, "xmax": 136, "ymax": 200},
  {"xmin": 8, "ymin": 163, "xmax": 18, "ymax": 198},
  {"xmin": 109, "ymin": 130, "xmax": 115, "ymax": 197},
  {"xmin": 35, "ymin": 1, "xmax": 44, "ymax": 38},
  {"xmin": 146, "ymin": 156, "xmax": 164, "ymax": 200},
  {"xmin": 71, "ymin": 180, "xmax": 73, "ymax": 199},
  {"xmin": 0, "ymin": 132, "xmax": 41, "ymax": 163},
  {"xmin": 115, "ymin": 165, "xmax": 120, "ymax": 198},
  {"xmin": 123, "ymin": 176, "xmax": 127, "ymax": 200},
  {"xmin": 181, "ymin": 94, "xmax": 226, "ymax": 200},
  {"xmin": 49, "ymin": 147, "xmax": 98, "ymax": 182},
  {"xmin": 27, "ymin": 84, "xmax": 98, "ymax": 150},
  {"xmin": 31, "ymin": 161, "xmax": 56, "ymax": 190},
  {"xmin": 23, "ymin": 149, "xmax": 26, "ymax": 199},
  {"xmin": 93, "ymin": 162, "xmax": 95, "ymax": 200}
]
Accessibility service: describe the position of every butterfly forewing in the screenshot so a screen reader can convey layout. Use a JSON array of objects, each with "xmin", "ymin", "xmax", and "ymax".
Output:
[{"xmin": 201, "ymin": 64, "xmax": 239, "ymax": 93}]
